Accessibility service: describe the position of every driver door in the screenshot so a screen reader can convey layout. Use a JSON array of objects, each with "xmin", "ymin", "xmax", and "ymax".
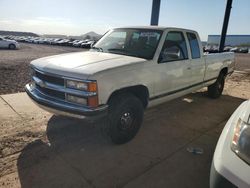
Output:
[{"xmin": 154, "ymin": 31, "xmax": 192, "ymax": 97}]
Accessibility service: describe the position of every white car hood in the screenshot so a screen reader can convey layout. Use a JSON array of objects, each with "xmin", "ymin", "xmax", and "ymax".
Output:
[
  {"xmin": 31, "ymin": 51, "xmax": 146, "ymax": 79},
  {"xmin": 5, "ymin": 39, "xmax": 17, "ymax": 43}
]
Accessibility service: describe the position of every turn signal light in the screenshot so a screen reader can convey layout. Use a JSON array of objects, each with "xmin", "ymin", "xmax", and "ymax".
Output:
[
  {"xmin": 88, "ymin": 82, "xmax": 97, "ymax": 92},
  {"xmin": 88, "ymin": 96, "xmax": 99, "ymax": 107}
]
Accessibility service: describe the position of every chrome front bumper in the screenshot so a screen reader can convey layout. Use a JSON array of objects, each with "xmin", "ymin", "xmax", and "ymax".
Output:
[{"xmin": 25, "ymin": 83, "xmax": 108, "ymax": 120}]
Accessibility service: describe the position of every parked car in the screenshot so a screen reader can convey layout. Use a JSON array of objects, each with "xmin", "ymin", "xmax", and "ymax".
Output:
[
  {"xmin": 223, "ymin": 46, "xmax": 233, "ymax": 52},
  {"xmin": 204, "ymin": 45, "xmax": 211, "ymax": 53},
  {"xmin": 57, "ymin": 39, "xmax": 70, "ymax": 46},
  {"xmin": 32, "ymin": 38, "xmax": 42, "ymax": 44},
  {"xmin": 210, "ymin": 100, "xmax": 250, "ymax": 188},
  {"xmin": 81, "ymin": 40, "xmax": 95, "ymax": 48},
  {"xmin": 209, "ymin": 46, "xmax": 219, "ymax": 53},
  {"xmin": 37, "ymin": 38, "xmax": 47, "ymax": 44},
  {"xmin": 239, "ymin": 47, "xmax": 249, "ymax": 53},
  {"xmin": 25, "ymin": 37, "xmax": 35, "ymax": 43},
  {"xmin": 15, "ymin": 36, "xmax": 27, "ymax": 42},
  {"xmin": 62, "ymin": 38, "xmax": 76, "ymax": 46},
  {"xmin": 0, "ymin": 37, "xmax": 19, "ymax": 49},
  {"xmin": 25, "ymin": 26, "xmax": 235, "ymax": 144},
  {"xmin": 230, "ymin": 47, "xmax": 240, "ymax": 53},
  {"xmin": 73, "ymin": 40, "xmax": 85, "ymax": 47},
  {"xmin": 204, "ymin": 45, "xmax": 219, "ymax": 53},
  {"xmin": 50, "ymin": 38, "xmax": 63, "ymax": 45},
  {"xmin": 68, "ymin": 39, "xmax": 79, "ymax": 46}
]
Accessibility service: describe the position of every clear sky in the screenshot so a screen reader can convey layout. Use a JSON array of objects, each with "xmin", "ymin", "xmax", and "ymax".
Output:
[{"xmin": 0, "ymin": 0, "xmax": 249, "ymax": 41}]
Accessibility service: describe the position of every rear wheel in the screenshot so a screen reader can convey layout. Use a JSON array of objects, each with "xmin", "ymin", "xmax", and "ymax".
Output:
[
  {"xmin": 9, "ymin": 44, "xmax": 16, "ymax": 50},
  {"xmin": 208, "ymin": 73, "xmax": 226, "ymax": 99},
  {"xmin": 107, "ymin": 93, "xmax": 144, "ymax": 144}
]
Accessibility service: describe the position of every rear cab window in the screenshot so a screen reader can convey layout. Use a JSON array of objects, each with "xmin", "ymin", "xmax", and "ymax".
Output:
[
  {"xmin": 187, "ymin": 32, "xmax": 201, "ymax": 59},
  {"xmin": 158, "ymin": 31, "xmax": 188, "ymax": 63}
]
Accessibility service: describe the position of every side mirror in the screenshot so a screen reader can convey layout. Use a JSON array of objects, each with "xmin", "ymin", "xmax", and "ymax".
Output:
[
  {"xmin": 90, "ymin": 41, "xmax": 96, "ymax": 48},
  {"xmin": 158, "ymin": 52, "xmax": 164, "ymax": 63},
  {"xmin": 158, "ymin": 49, "xmax": 180, "ymax": 63}
]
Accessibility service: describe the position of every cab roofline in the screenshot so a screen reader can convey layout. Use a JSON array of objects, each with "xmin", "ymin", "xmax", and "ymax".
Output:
[{"xmin": 113, "ymin": 26, "xmax": 197, "ymax": 33}]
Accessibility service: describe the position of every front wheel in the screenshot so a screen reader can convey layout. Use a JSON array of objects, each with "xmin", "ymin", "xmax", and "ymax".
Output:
[
  {"xmin": 9, "ymin": 44, "xmax": 16, "ymax": 50},
  {"xmin": 208, "ymin": 73, "xmax": 226, "ymax": 99},
  {"xmin": 107, "ymin": 93, "xmax": 144, "ymax": 144}
]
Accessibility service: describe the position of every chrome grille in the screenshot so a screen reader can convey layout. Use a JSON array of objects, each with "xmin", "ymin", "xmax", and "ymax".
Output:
[
  {"xmin": 36, "ymin": 84, "xmax": 65, "ymax": 100},
  {"xmin": 32, "ymin": 69, "xmax": 97, "ymax": 104},
  {"xmin": 33, "ymin": 69, "xmax": 66, "ymax": 100},
  {"xmin": 35, "ymin": 70, "xmax": 64, "ymax": 86}
]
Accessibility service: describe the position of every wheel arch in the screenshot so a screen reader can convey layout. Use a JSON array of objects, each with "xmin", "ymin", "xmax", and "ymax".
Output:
[
  {"xmin": 107, "ymin": 85, "xmax": 149, "ymax": 108},
  {"xmin": 8, "ymin": 43, "xmax": 16, "ymax": 48},
  {"xmin": 220, "ymin": 67, "xmax": 228, "ymax": 76}
]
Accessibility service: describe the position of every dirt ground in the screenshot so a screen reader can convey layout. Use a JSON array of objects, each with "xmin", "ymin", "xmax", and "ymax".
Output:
[
  {"xmin": 0, "ymin": 44, "xmax": 249, "ymax": 188},
  {"xmin": 0, "ymin": 43, "xmax": 84, "ymax": 94}
]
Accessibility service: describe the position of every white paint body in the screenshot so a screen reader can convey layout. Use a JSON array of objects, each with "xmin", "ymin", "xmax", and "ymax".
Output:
[
  {"xmin": 30, "ymin": 27, "xmax": 235, "ymax": 107},
  {"xmin": 0, "ymin": 37, "xmax": 19, "ymax": 49},
  {"xmin": 213, "ymin": 100, "xmax": 250, "ymax": 187}
]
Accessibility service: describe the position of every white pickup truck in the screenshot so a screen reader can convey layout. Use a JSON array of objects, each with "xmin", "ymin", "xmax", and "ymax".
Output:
[{"xmin": 25, "ymin": 26, "xmax": 235, "ymax": 144}]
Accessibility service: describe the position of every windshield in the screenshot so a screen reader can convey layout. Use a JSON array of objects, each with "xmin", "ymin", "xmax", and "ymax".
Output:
[{"xmin": 92, "ymin": 28, "xmax": 163, "ymax": 59}]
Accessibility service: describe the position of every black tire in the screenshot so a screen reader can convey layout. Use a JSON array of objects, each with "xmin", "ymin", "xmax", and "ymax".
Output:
[
  {"xmin": 107, "ymin": 93, "xmax": 144, "ymax": 144},
  {"xmin": 9, "ymin": 44, "xmax": 16, "ymax": 50},
  {"xmin": 208, "ymin": 73, "xmax": 226, "ymax": 99}
]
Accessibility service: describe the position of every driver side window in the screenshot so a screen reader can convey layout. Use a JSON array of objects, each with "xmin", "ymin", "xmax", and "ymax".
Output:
[{"xmin": 158, "ymin": 31, "xmax": 188, "ymax": 63}]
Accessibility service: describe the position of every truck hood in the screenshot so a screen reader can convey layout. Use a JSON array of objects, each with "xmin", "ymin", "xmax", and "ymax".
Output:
[{"xmin": 31, "ymin": 51, "xmax": 146, "ymax": 79}]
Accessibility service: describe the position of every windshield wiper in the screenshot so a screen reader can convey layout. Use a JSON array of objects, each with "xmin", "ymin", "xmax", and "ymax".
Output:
[
  {"xmin": 107, "ymin": 48, "xmax": 128, "ymax": 52},
  {"xmin": 107, "ymin": 48, "xmax": 142, "ymax": 58},
  {"xmin": 108, "ymin": 48, "xmax": 133, "ymax": 55},
  {"xmin": 92, "ymin": 46, "xmax": 103, "ymax": 52}
]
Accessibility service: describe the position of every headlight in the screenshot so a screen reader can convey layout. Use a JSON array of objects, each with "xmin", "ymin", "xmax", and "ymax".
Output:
[
  {"xmin": 66, "ymin": 80, "xmax": 97, "ymax": 92},
  {"xmin": 66, "ymin": 94, "xmax": 87, "ymax": 105},
  {"xmin": 231, "ymin": 118, "xmax": 250, "ymax": 165},
  {"xmin": 66, "ymin": 80, "xmax": 88, "ymax": 91},
  {"xmin": 66, "ymin": 94, "xmax": 98, "ymax": 107},
  {"xmin": 65, "ymin": 79, "xmax": 98, "ymax": 107}
]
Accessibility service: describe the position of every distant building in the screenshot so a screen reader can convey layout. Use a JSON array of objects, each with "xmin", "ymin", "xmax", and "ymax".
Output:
[{"xmin": 207, "ymin": 35, "xmax": 250, "ymax": 46}]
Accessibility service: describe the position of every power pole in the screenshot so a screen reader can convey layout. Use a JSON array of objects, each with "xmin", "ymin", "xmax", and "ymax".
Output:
[
  {"xmin": 219, "ymin": 0, "xmax": 233, "ymax": 52},
  {"xmin": 150, "ymin": 0, "xmax": 161, "ymax": 25}
]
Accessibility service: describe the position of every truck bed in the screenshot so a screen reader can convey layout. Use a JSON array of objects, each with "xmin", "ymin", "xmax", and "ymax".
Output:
[{"xmin": 204, "ymin": 52, "xmax": 235, "ymax": 81}]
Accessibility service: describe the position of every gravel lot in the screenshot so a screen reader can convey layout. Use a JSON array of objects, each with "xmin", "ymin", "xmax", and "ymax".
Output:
[
  {"xmin": 0, "ymin": 43, "xmax": 84, "ymax": 94},
  {"xmin": 0, "ymin": 43, "xmax": 249, "ymax": 188}
]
